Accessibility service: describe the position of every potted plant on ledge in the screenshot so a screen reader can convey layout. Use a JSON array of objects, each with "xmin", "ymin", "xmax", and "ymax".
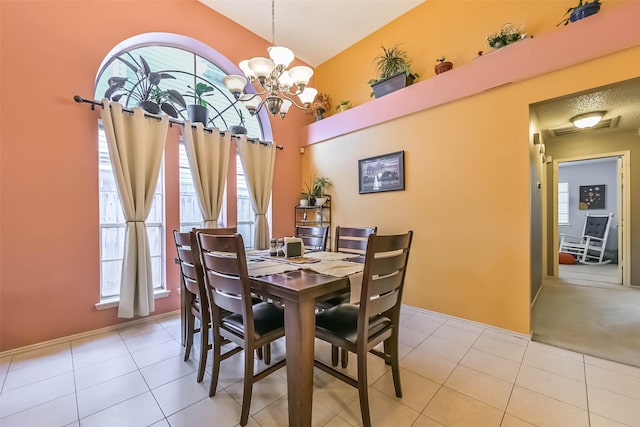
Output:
[
  {"xmin": 368, "ymin": 44, "xmax": 419, "ymax": 99},
  {"xmin": 335, "ymin": 100, "xmax": 352, "ymax": 113},
  {"xmin": 186, "ymin": 82, "xmax": 214, "ymax": 125},
  {"xmin": 104, "ymin": 55, "xmax": 186, "ymax": 118},
  {"xmin": 557, "ymin": 0, "xmax": 601, "ymax": 26},
  {"xmin": 434, "ymin": 56, "xmax": 453, "ymax": 75},
  {"xmin": 486, "ymin": 23, "xmax": 524, "ymax": 50},
  {"xmin": 309, "ymin": 92, "xmax": 330, "ymax": 121}
]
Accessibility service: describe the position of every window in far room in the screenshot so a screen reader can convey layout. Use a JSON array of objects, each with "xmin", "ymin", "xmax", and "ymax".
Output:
[{"xmin": 558, "ymin": 182, "xmax": 569, "ymax": 225}]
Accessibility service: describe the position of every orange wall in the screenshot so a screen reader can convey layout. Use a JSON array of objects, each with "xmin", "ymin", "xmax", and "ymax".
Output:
[
  {"xmin": 315, "ymin": 0, "xmax": 631, "ymax": 112},
  {"xmin": 303, "ymin": 1, "xmax": 640, "ymax": 334},
  {"xmin": 0, "ymin": 0, "xmax": 307, "ymax": 351}
]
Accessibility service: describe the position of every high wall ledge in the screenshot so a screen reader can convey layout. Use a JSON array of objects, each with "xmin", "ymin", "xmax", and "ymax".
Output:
[{"xmin": 304, "ymin": 1, "xmax": 640, "ymax": 146}]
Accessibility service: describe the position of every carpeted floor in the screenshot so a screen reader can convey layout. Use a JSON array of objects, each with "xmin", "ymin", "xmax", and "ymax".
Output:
[{"xmin": 532, "ymin": 278, "xmax": 640, "ymax": 368}]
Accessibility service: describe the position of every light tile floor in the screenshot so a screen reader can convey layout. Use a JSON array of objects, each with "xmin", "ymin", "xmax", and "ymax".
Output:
[{"xmin": 1, "ymin": 306, "xmax": 640, "ymax": 426}]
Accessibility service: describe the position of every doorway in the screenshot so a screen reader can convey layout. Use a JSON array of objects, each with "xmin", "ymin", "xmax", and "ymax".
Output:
[
  {"xmin": 529, "ymin": 78, "xmax": 640, "ymax": 366},
  {"xmin": 554, "ymin": 155, "xmax": 625, "ymax": 287}
]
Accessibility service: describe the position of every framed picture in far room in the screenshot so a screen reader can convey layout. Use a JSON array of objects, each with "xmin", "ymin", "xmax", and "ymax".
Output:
[
  {"xmin": 358, "ymin": 151, "xmax": 405, "ymax": 194},
  {"xmin": 579, "ymin": 184, "xmax": 605, "ymax": 209}
]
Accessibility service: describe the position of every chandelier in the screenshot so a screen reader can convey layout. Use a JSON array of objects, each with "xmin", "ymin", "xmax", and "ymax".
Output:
[{"xmin": 222, "ymin": 0, "xmax": 317, "ymax": 119}]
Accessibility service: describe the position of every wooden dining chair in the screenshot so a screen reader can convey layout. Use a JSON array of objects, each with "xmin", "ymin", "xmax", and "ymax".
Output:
[
  {"xmin": 295, "ymin": 225, "xmax": 329, "ymax": 251},
  {"xmin": 334, "ymin": 225, "xmax": 378, "ymax": 255},
  {"xmin": 173, "ymin": 227, "xmax": 236, "ymax": 382},
  {"xmin": 197, "ymin": 232, "xmax": 286, "ymax": 427},
  {"xmin": 313, "ymin": 230, "xmax": 413, "ymax": 427},
  {"xmin": 316, "ymin": 226, "xmax": 377, "ymax": 367}
]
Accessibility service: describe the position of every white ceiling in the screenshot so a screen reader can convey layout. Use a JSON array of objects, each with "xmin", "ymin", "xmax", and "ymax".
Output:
[
  {"xmin": 198, "ymin": 0, "xmax": 425, "ymax": 67},
  {"xmin": 533, "ymin": 78, "xmax": 640, "ymax": 139}
]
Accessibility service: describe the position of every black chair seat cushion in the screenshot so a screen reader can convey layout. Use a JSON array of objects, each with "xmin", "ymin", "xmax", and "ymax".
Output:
[
  {"xmin": 317, "ymin": 292, "xmax": 350, "ymax": 309},
  {"xmin": 315, "ymin": 304, "xmax": 391, "ymax": 345},
  {"xmin": 222, "ymin": 302, "xmax": 284, "ymax": 337}
]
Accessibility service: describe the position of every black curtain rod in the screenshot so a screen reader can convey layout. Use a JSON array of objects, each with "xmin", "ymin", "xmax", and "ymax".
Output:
[{"xmin": 73, "ymin": 96, "xmax": 283, "ymax": 150}]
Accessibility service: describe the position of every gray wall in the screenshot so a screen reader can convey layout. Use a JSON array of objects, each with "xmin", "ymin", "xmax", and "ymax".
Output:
[{"xmin": 558, "ymin": 158, "xmax": 618, "ymax": 254}]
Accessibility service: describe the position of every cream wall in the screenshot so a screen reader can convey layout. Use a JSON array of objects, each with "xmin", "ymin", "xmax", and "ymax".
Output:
[{"xmin": 304, "ymin": 42, "xmax": 640, "ymax": 335}]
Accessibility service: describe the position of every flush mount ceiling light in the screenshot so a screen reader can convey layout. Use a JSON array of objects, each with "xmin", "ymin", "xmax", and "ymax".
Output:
[
  {"xmin": 570, "ymin": 111, "xmax": 606, "ymax": 129},
  {"xmin": 222, "ymin": 0, "xmax": 316, "ymax": 119}
]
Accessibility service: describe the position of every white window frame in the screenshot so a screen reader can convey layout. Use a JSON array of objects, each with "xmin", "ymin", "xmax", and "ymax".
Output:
[
  {"xmin": 95, "ymin": 38, "xmax": 271, "ymax": 308},
  {"xmin": 96, "ymin": 125, "xmax": 168, "ymax": 309},
  {"xmin": 558, "ymin": 181, "xmax": 570, "ymax": 225}
]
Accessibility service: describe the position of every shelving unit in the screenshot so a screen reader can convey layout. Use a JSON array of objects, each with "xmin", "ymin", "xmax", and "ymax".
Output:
[{"xmin": 294, "ymin": 195, "xmax": 331, "ymax": 247}]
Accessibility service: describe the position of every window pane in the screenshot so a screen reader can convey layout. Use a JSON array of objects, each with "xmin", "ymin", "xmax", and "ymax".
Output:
[
  {"xmin": 95, "ymin": 43, "xmax": 270, "ymax": 300},
  {"xmin": 95, "ymin": 46, "xmax": 262, "ymax": 137},
  {"xmin": 101, "ymin": 260, "xmax": 122, "ymax": 298},
  {"xmin": 237, "ymin": 154, "xmax": 254, "ymax": 248},
  {"xmin": 558, "ymin": 182, "xmax": 569, "ymax": 224},
  {"xmin": 98, "ymin": 126, "xmax": 164, "ymax": 299},
  {"xmin": 179, "ymin": 142, "xmax": 205, "ymax": 229}
]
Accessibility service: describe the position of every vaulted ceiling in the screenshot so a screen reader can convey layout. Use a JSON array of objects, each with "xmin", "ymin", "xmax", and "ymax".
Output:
[{"xmin": 200, "ymin": 1, "xmax": 640, "ymax": 138}]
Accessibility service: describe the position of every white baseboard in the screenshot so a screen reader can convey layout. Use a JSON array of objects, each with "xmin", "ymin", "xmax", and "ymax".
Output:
[
  {"xmin": 0, "ymin": 310, "xmax": 181, "ymax": 358},
  {"xmin": 402, "ymin": 304, "xmax": 531, "ymax": 341}
]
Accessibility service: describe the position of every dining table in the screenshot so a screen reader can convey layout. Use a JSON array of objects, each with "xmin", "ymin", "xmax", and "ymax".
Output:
[{"xmin": 247, "ymin": 251, "xmax": 364, "ymax": 427}]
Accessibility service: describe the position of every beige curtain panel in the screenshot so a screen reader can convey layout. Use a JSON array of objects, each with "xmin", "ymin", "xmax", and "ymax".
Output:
[
  {"xmin": 237, "ymin": 136, "xmax": 276, "ymax": 249},
  {"xmin": 182, "ymin": 122, "xmax": 231, "ymax": 228},
  {"xmin": 100, "ymin": 100, "xmax": 169, "ymax": 318}
]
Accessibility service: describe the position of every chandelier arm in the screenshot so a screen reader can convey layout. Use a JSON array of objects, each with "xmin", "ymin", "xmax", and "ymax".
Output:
[
  {"xmin": 249, "ymin": 97, "xmax": 267, "ymax": 116},
  {"xmin": 280, "ymin": 94, "xmax": 309, "ymax": 111},
  {"xmin": 241, "ymin": 92, "xmax": 266, "ymax": 102}
]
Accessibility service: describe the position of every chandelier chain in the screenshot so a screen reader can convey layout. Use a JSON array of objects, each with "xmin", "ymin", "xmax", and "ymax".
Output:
[
  {"xmin": 271, "ymin": 0, "xmax": 276, "ymax": 46},
  {"xmin": 222, "ymin": 0, "xmax": 316, "ymax": 118}
]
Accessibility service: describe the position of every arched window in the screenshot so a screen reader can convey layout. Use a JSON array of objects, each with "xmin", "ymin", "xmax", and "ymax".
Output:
[{"xmin": 94, "ymin": 35, "xmax": 268, "ymax": 304}]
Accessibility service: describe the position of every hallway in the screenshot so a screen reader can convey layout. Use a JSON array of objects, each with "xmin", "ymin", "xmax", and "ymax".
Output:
[{"xmin": 532, "ymin": 271, "xmax": 640, "ymax": 368}]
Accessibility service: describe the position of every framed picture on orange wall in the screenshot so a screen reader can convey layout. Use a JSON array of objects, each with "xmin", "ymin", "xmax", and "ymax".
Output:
[{"xmin": 358, "ymin": 151, "xmax": 405, "ymax": 194}]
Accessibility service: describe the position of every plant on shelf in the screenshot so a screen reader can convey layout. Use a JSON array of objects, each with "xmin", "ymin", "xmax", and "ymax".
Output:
[
  {"xmin": 230, "ymin": 110, "xmax": 247, "ymax": 135},
  {"xmin": 300, "ymin": 176, "xmax": 332, "ymax": 206},
  {"xmin": 185, "ymin": 82, "xmax": 215, "ymax": 125},
  {"xmin": 335, "ymin": 100, "xmax": 352, "ymax": 113},
  {"xmin": 104, "ymin": 54, "xmax": 186, "ymax": 118},
  {"xmin": 313, "ymin": 176, "xmax": 331, "ymax": 200},
  {"xmin": 557, "ymin": 0, "xmax": 601, "ymax": 26},
  {"xmin": 486, "ymin": 23, "xmax": 524, "ymax": 50},
  {"xmin": 308, "ymin": 92, "xmax": 331, "ymax": 121},
  {"xmin": 368, "ymin": 43, "xmax": 419, "ymax": 98},
  {"xmin": 434, "ymin": 56, "xmax": 454, "ymax": 75},
  {"xmin": 301, "ymin": 179, "xmax": 316, "ymax": 206}
]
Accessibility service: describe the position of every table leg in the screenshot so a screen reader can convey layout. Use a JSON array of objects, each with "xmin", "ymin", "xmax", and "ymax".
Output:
[{"xmin": 284, "ymin": 297, "xmax": 316, "ymax": 427}]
